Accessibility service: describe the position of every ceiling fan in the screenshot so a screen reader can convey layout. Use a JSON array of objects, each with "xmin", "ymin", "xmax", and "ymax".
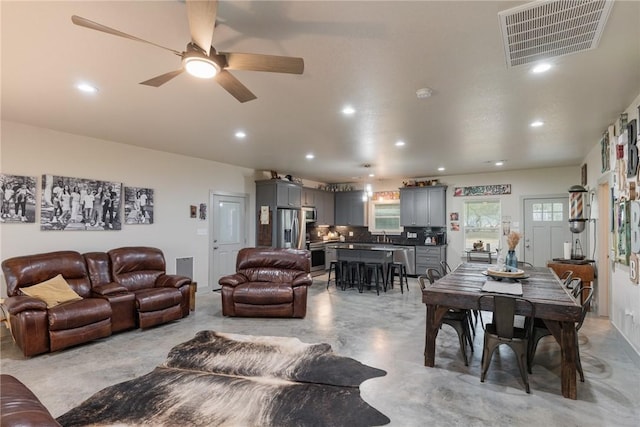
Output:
[{"xmin": 71, "ymin": 0, "xmax": 304, "ymax": 102}]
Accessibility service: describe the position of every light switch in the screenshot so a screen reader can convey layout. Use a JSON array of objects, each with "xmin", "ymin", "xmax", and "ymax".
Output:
[{"xmin": 197, "ymin": 228, "xmax": 207, "ymax": 236}]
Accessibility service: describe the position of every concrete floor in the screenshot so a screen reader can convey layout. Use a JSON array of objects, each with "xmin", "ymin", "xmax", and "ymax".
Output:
[{"xmin": 2, "ymin": 274, "xmax": 639, "ymax": 426}]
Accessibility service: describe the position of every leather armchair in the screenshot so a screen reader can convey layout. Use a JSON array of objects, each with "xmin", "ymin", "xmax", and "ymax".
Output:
[
  {"xmin": 108, "ymin": 247, "xmax": 191, "ymax": 328},
  {"xmin": 219, "ymin": 247, "xmax": 312, "ymax": 318},
  {"xmin": 2, "ymin": 251, "xmax": 112, "ymax": 357},
  {"xmin": 1, "ymin": 375, "xmax": 61, "ymax": 427}
]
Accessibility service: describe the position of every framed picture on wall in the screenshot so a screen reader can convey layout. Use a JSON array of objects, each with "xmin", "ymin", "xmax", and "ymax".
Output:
[
  {"xmin": 124, "ymin": 187, "xmax": 154, "ymax": 224},
  {"xmin": 1, "ymin": 174, "xmax": 37, "ymax": 223},
  {"xmin": 41, "ymin": 174, "xmax": 122, "ymax": 231}
]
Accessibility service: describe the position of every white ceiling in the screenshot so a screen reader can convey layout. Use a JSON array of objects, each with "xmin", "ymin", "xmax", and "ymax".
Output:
[{"xmin": 2, "ymin": 1, "xmax": 639, "ymax": 184}]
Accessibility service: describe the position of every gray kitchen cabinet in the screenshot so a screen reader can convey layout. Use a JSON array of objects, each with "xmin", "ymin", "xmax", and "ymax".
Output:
[
  {"xmin": 302, "ymin": 187, "xmax": 316, "ymax": 206},
  {"xmin": 256, "ymin": 180, "xmax": 302, "ymax": 209},
  {"xmin": 254, "ymin": 180, "xmax": 301, "ymax": 208},
  {"xmin": 400, "ymin": 186, "xmax": 446, "ymax": 227},
  {"xmin": 334, "ymin": 191, "xmax": 366, "ymax": 226},
  {"xmin": 415, "ymin": 245, "xmax": 447, "ymax": 275},
  {"xmin": 317, "ymin": 190, "xmax": 335, "ymax": 225}
]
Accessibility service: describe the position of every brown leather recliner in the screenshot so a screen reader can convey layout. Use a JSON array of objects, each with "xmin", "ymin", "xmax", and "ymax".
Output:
[
  {"xmin": 218, "ymin": 247, "xmax": 312, "ymax": 318},
  {"xmin": 1, "ymin": 251, "xmax": 112, "ymax": 357},
  {"xmin": 108, "ymin": 246, "xmax": 191, "ymax": 329},
  {"xmin": 0, "ymin": 375, "xmax": 61, "ymax": 427},
  {"xmin": 84, "ymin": 251, "xmax": 136, "ymax": 333}
]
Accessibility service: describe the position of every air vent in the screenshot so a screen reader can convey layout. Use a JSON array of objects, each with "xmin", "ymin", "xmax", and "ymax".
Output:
[{"xmin": 498, "ymin": 0, "xmax": 614, "ymax": 68}]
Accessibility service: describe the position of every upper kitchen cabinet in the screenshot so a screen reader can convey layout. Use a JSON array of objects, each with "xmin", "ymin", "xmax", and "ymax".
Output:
[
  {"xmin": 256, "ymin": 180, "xmax": 302, "ymax": 208},
  {"xmin": 302, "ymin": 187, "xmax": 316, "ymax": 207},
  {"xmin": 317, "ymin": 190, "xmax": 335, "ymax": 225},
  {"xmin": 335, "ymin": 191, "xmax": 367, "ymax": 226},
  {"xmin": 301, "ymin": 187, "xmax": 334, "ymax": 225},
  {"xmin": 400, "ymin": 186, "xmax": 447, "ymax": 227}
]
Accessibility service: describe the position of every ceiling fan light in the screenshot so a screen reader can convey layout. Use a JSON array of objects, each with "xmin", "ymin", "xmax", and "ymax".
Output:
[{"xmin": 184, "ymin": 57, "xmax": 218, "ymax": 79}]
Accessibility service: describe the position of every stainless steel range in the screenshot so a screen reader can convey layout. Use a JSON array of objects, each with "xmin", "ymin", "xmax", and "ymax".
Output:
[{"xmin": 307, "ymin": 241, "xmax": 326, "ymax": 275}]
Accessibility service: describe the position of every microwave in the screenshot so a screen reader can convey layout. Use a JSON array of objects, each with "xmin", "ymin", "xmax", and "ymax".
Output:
[{"xmin": 302, "ymin": 206, "xmax": 317, "ymax": 223}]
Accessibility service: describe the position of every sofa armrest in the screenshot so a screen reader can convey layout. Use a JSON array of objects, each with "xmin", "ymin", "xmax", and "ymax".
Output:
[
  {"xmin": 0, "ymin": 374, "xmax": 61, "ymax": 427},
  {"xmin": 3, "ymin": 296, "xmax": 47, "ymax": 315},
  {"xmin": 155, "ymin": 274, "xmax": 190, "ymax": 289},
  {"xmin": 218, "ymin": 273, "xmax": 248, "ymax": 288},
  {"xmin": 92, "ymin": 282, "xmax": 129, "ymax": 296},
  {"xmin": 292, "ymin": 273, "xmax": 313, "ymax": 287}
]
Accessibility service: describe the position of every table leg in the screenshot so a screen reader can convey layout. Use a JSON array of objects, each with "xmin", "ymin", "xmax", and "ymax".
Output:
[
  {"xmin": 543, "ymin": 319, "xmax": 578, "ymax": 399},
  {"xmin": 560, "ymin": 322, "xmax": 578, "ymax": 399},
  {"xmin": 424, "ymin": 304, "xmax": 448, "ymax": 367}
]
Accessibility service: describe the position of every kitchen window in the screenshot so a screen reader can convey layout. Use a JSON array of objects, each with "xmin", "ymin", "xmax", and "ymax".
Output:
[
  {"xmin": 368, "ymin": 199, "xmax": 402, "ymax": 234},
  {"xmin": 463, "ymin": 200, "xmax": 501, "ymax": 250}
]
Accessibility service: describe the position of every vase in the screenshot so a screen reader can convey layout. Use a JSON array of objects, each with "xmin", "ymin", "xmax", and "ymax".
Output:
[{"xmin": 505, "ymin": 250, "xmax": 517, "ymax": 269}]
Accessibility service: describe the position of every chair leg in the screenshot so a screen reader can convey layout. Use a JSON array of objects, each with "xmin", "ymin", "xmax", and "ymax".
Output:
[
  {"xmin": 444, "ymin": 320, "xmax": 468, "ymax": 366},
  {"xmin": 511, "ymin": 342, "xmax": 531, "ymax": 393},
  {"xmin": 480, "ymin": 341, "xmax": 499, "ymax": 383}
]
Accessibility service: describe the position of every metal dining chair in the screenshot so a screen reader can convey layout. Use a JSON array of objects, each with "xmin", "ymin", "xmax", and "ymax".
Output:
[
  {"xmin": 528, "ymin": 286, "xmax": 594, "ymax": 381},
  {"xmin": 560, "ymin": 270, "xmax": 574, "ymax": 286},
  {"xmin": 420, "ymin": 271, "xmax": 473, "ymax": 366},
  {"xmin": 478, "ymin": 294, "xmax": 535, "ymax": 393},
  {"xmin": 566, "ymin": 277, "xmax": 583, "ymax": 298}
]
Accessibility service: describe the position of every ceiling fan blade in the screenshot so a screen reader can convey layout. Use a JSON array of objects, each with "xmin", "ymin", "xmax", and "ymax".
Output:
[
  {"xmin": 140, "ymin": 69, "xmax": 185, "ymax": 87},
  {"xmin": 71, "ymin": 15, "xmax": 181, "ymax": 56},
  {"xmin": 224, "ymin": 53, "xmax": 304, "ymax": 74},
  {"xmin": 215, "ymin": 70, "xmax": 257, "ymax": 103},
  {"xmin": 186, "ymin": 0, "xmax": 218, "ymax": 55}
]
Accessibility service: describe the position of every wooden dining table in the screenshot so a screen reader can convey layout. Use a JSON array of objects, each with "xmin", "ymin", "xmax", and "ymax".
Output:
[{"xmin": 421, "ymin": 262, "xmax": 583, "ymax": 399}]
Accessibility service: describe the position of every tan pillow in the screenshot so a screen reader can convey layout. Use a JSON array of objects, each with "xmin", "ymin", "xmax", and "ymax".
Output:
[{"xmin": 21, "ymin": 274, "xmax": 83, "ymax": 308}]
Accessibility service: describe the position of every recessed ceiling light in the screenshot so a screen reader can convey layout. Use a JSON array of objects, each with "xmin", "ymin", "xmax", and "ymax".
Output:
[
  {"xmin": 532, "ymin": 63, "xmax": 552, "ymax": 74},
  {"xmin": 368, "ymin": 173, "xmax": 375, "ymax": 177},
  {"xmin": 342, "ymin": 106, "xmax": 356, "ymax": 115},
  {"xmin": 416, "ymin": 87, "xmax": 433, "ymax": 99},
  {"xmin": 437, "ymin": 167, "xmax": 445, "ymax": 172},
  {"xmin": 495, "ymin": 161, "xmax": 504, "ymax": 166},
  {"xmin": 395, "ymin": 140, "xmax": 405, "ymax": 147},
  {"xmin": 76, "ymin": 83, "xmax": 98, "ymax": 93},
  {"xmin": 305, "ymin": 153, "xmax": 315, "ymax": 160},
  {"xmin": 234, "ymin": 131, "xmax": 246, "ymax": 139},
  {"xmin": 530, "ymin": 120, "xmax": 544, "ymax": 127}
]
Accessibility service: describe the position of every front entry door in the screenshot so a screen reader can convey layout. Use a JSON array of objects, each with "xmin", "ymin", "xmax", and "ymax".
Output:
[
  {"xmin": 210, "ymin": 193, "xmax": 246, "ymax": 289},
  {"xmin": 523, "ymin": 196, "xmax": 572, "ymax": 266}
]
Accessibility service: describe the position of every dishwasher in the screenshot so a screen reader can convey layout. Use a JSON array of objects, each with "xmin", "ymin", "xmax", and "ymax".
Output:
[{"xmin": 393, "ymin": 245, "xmax": 416, "ymax": 276}]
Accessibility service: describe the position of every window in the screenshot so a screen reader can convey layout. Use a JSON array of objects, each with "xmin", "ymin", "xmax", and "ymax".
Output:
[
  {"xmin": 463, "ymin": 200, "xmax": 501, "ymax": 250},
  {"xmin": 532, "ymin": 202, "xmax": 564, "ymax": 222},
  {"xmin": 368, "ymin": 199, "xmax": 402, "ymax": 234}
]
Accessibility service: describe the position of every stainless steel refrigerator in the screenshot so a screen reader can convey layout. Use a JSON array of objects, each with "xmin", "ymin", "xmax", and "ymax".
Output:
[{"xmin": 277, "ymin": 208, "xmax": 304, "ymax": 249}]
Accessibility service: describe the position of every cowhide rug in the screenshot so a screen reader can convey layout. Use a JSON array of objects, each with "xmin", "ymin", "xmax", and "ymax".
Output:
[{"xmin": 57, "ymin": 330, "xmax": 390, "ymax": 426}]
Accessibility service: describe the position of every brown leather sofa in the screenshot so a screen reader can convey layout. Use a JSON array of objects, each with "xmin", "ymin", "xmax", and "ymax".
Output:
[
  {"xmin": 218, "ymin": 247, "xmax": 312, "ymax": 318},
  {"xmin": 1, "ymin": 247, "xmax": 191, "ymax": 357},
  {"xmin": 0, "ymin": 374, "xmax": 61, "ymax": 427}
]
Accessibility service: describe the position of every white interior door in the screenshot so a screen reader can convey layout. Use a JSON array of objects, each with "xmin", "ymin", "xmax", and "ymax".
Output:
[
  {"xmin": 523, "ymin": 196, "xmax": 572, "ymax": 266},
  {"xmin": 210, "ymin": 192, "xmax": 246, "ymax": 290}
]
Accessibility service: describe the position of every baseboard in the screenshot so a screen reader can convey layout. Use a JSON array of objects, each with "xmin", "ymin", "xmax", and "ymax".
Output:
[{"xmin": 611, "ymin": 321, "xmax": 640, "ymax": 369}]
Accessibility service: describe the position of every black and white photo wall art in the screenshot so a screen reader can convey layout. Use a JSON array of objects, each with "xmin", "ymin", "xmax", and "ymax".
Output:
[
  {"xmin": 0, "ymin": 174, "xmax": 37, "ymax": 223},
  {"xmin": 124, "ymin": 187, "xmax": 154, "ymax": 224},
  {"xmin": 41, "ymin": 174, "xmax": 122, "ymax": 231}
]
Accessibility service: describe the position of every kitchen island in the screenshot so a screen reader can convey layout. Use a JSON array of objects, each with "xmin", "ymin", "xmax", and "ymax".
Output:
[{"xmin": 335, "ymin": 245, "xmax": 394, "ymax": 293}]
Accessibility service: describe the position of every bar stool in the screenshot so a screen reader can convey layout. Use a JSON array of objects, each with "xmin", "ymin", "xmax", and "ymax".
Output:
[
  {"xmin": 347, "ymin": 261, "xmax": 366, "ymax": 292},
  {"xmin": 327, "ymin": 260, "xmax": 348, "ymax": 290},
  {"xmin": 364, "ymin": 262, "xmax": 385, "ymax": 295},
  {"xmin": 386, "ymin": 262, "xmax": 408, "ymax": 293}
]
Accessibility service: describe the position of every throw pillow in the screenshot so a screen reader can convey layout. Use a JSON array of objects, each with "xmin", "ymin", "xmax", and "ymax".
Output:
[{"xmin": 21, "ymin": 274, "xmax": 83, "ymax": 308}]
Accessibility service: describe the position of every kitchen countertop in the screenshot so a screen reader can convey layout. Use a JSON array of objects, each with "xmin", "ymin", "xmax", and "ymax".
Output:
[{"xmin": 321, "ymin": 241, "xmax": 446, "ymax": 247}]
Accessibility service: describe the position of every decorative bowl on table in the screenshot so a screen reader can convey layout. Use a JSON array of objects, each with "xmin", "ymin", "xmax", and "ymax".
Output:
[{"xmin": 484, "ymin": 267, "xmax": 529, "ymax": 281}]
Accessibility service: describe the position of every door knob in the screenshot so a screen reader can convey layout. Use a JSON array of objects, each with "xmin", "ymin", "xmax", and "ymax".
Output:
[{"xmin": 213, "ymin": 246, "xmax": 219, "ymax": 250}]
